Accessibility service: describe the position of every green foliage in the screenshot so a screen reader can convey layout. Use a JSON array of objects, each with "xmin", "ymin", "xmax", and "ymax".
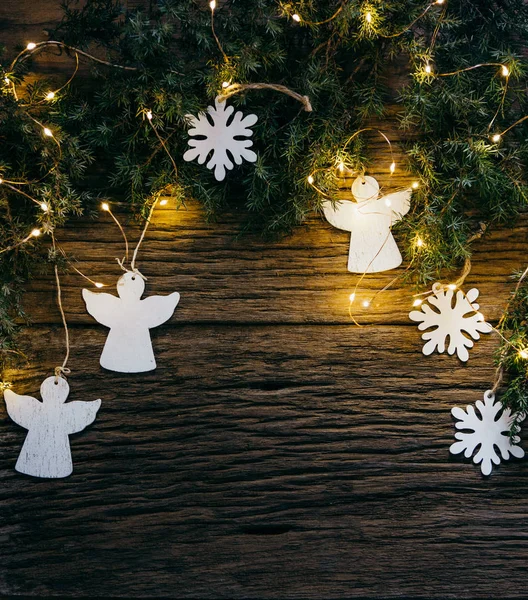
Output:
[{"xmin": 0, "ymin": 0, "xmax": 527, "ymax": 406}]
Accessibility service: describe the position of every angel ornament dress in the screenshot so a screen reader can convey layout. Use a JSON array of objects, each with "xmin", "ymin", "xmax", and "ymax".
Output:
[
  {"xmin": 83, "ymin": 271, "xmax": 180, "ymax": 373},
  {"xmin": 323, "ymin": 175, "xmax": 412, "ymax": 273},
  {"xmin": 4, "ymin": 376, "xmax": 101, "ymax": 478}
]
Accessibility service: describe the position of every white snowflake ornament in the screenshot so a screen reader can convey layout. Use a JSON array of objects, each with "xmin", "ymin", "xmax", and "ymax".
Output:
[
  {"xmin": 183, "ymin": 96, "xmax": 258, "ymax": 181},
  {"xmin": 450, "ymin": 390, "xmax": 525, "ymax": 475},
  {"xmin": 409, "ymin": 284, "xmax": 492, "ymax": 362}
]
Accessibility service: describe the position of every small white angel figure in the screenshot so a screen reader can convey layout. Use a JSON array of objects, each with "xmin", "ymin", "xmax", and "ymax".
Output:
[
  {"xmin": 83, "ymin": 271, "xmax": 180, "ymax": 373},
  {"xmin": 323, "ymin": 175, "xmax": 411, "ymax": 273},
  {"xmin": 4, "ymin": 376, "xmax": 101, "ymax": 478}
]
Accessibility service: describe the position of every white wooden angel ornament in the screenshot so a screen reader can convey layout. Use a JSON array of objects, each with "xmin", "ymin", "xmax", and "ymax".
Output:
[
  {"xmin": 4, "ymin": 376, "xmax": 101, "ymax": 478},
  {"xmin": 323, "ymin": 175, "xmax": 411, "ymax": 273},
  {"xmin": 83, "ymin": 270, "xmax": 180, "ymax": 373}
]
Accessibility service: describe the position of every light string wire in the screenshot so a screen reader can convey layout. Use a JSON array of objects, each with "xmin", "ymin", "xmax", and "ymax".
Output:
[{"xmin": 209, "ymin": 1, "xmax": 229, "ymax": 64}]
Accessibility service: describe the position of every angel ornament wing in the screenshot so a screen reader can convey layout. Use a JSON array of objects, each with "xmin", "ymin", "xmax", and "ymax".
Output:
[
  {"xmin": 323, "ymin": 175, "xmax": 412, "ymax": 273},
  {"xmin": 83, "ymin": 271, "xmax": 180, "ymax": 373},
  {"xmin": 4, "ymin": 376, "xmax": 101, "ymax": 478}
]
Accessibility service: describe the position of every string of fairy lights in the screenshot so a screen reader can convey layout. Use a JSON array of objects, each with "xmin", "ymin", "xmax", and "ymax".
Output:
[{"xmin": 0, "ymin": 0, "xmax": 527, "ymax": 373}]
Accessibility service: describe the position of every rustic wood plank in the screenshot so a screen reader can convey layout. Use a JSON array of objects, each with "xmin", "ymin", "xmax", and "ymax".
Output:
[
  {"xmin": 1, "ymin": 325, "xmax": 528, "ymax": 599},
  {"xmin": 21, "ymin": 203, "xmax": 528, "ymax": 325}
]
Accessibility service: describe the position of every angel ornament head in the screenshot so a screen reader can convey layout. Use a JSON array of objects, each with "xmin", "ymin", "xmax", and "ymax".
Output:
[{"xmin": 323, "ymin": 175, "xmax": 411, "ymax": 273}]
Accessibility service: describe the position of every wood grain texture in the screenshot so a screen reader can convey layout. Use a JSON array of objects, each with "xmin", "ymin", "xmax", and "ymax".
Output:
[{"xmin": 2, "ymin": 1, "xmax": 528, "ymax": 598}]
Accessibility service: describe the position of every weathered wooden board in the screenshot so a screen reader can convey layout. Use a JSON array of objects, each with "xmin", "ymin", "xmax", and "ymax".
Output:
[{"xmin": 2, "ymin": 1, "xmax": 528, "ymax": 599}]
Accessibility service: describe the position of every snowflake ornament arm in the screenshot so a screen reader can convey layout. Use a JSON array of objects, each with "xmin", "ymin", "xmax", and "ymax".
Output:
[
  {"xmin": 450, "ymin": 390, "xmax": 525, "ymax": 475},
  {"xmin": 409, "ymin": 287, "xmax": 492, "ymax": 362},
  {"xmin": 183, "ymin": 97, "xmax": 258, "ymax": 181}
]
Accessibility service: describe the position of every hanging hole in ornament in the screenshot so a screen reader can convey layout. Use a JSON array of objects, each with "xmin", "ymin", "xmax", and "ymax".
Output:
[{"xmin": 132, "ymin": 276, "xmax": 136, "ymax": 281}]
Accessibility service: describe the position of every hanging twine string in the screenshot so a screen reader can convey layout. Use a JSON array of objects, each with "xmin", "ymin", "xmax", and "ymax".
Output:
[
  {"xmin": 51, "ymin": 233, "xmax": 71, "ymax": 381},
  {"xmin": 129, "ymin": 199, "xmax": 159, "ymax": 277},
  {"xmin": 218, "ymin": 83, "xmax": 313, "ymax": 112}
]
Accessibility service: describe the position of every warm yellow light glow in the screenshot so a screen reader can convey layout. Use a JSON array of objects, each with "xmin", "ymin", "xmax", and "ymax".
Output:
[
  {"xmin": 362, "ymin": 300, "xmax": 370, "ymax": 308},
  {"xmin": 413, "ymin": 298, "xmax": 423, "ymax": 307},
  {"xmin": 389, "ymin": 162, "xmax": 396, "ymax": 174},
  {"xmin": 519, "ymin": 349, "xmax": 528, "ymax": 360},
  {"xmin": 447, "ymin": 284, "xmax": 457, "ymax": 290},
  {"xmin": 416, "ymin": 237, "xmax": 425, "ymax": 248},
  {"xmin": 209, "ymin": 0, "xmax": 216, "ymax": 9},
  {"xmin": 307, "ymin": 175, "xmax": 314, "ymax": 184},
  {"xmin": 146, "ymin": 110, "xmax": 153, "ymax": 120},
  {"xmin": 40, "ymin": 202, "xmax": 49, "ymax": 212},
  {"xmin": 26, "ymin": 42, "xmax": 37, "ymax": 50},
  {"xmin": 492, "ymin": 134, "xmax": 501, "ymax": 143},
  {"xmin": 31, "ymin": 228, "xmax": 41, "ymax": 237},
  {"xmin": 436, "ymin": 0, "xmax": 445, "ymax": 4},
  {"xmin": 292, "ymin": 13, "xmax": 301, "ymax": 22},
  {"xmin": 160, "ymin": 199, "xmax": 168, "ymax": 206},
  {"xmin": 338, "ymin": 161, "xmax": 345, "ymax": 173},
  {"xmin": 0, "ymin": 178, "xmax": 3, "ymax": 184},
  {"xmin": 349, "ymin": 293, "xmax": 356, "ymax": 303},
  {"xmin": 412, "ymin": 181, "xmax": 419, "ymax": 189},
  {"xmin": 222, "ymin": 81, "xmax": 230, "ymax": 88},
  {"xmin": 365, "ymin": 12, "xmax": 372, "ymax": 23},
  {"xmin": 425, "ymin": 64, "xmax": 432, "ymax": 74},
  {"xmin": 102, "ymin": 202, "xmax": 110, "ymax": 211},
  {"xmin": 385, "ymin": 198, "xmax": 392, "ymax": 207},
  {"xmin": 43, "ymin": 127, "xmax": 53, "ymax": 137},
  {"xmin": 46, "ymin": 91, "xmax": 55, "ymax": 100},
  {"xmin": 95, "ymin": 282, "xmax": 104, "ymax": 289},
  {"xmin": 501, "ymin": 65, "xmax": 510, "ymax": 77},
  {"xmin": 4, "ymin": 77, "xmax": 9, "ymax": 84}
]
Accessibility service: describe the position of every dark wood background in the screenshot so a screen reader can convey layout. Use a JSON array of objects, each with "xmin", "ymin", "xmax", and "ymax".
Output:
[{"xmin": 1, "ymin": 2, "xmax": 528, "ymax": 598}]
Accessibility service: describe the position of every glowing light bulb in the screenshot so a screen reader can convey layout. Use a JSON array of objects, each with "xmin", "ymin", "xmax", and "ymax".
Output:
[
  {"xmin": 0, "ymin": 178, "xmax": 3, "ymax": 184},
  {"xmin": 26, "ymin": 42, "xmax": 36, "ymax": 50},
  {"xmin": 413, "ymin": 299, "xmax": 423, "ymax": 307},
  {"xmin": 159, "ymin": 199, "xmax": 168, "ymax": 206},
  {"xmin": 102, "ymin": 202, "xmax": 110, "ymax": 211},
  {"xmin": 362, "ymin": 300, "xmax": 370, "ymax": 308},
  {"xmin": 45, "ymin": 91, "xmax": 55, "ymax": 100},
  {"xmin": 95, "ymin": 282, "xmax": 104, "ymax": 289},
  {"xmin": 435, "ymin": 0, "xmax": 445, "ymax": 4},
  {"xmin": 492, "ymin": 134, "xmax": 501, "ymax": 143},
  {"xmin": 307, "ymin": 175, "xmax": 314, "ymax": 184},
  {"xmin": 425, "ymin": 64, "xmax": 432, "ymax": 74},
  {"xmin": 31, "ymin": 228, "xmax": 41, "ymax": 237},
  {"xmin": 385, "ymin": 198, "xmax": 392, "ymax": 207},
  {"xmin": 221, "ymin": 81, "xmax": 230, "ymax": 88},
  {"xmin": 146, "ymin": 110, "xmax": 153, "ymax": 120},
  {"xmin": 389, "ymin": 162, "xmax": 396, "ymax": 174},
  {"xmin": 4, "ymin": 77, "xmax": 9, "ymax": 84},
  {"xmin": 416, "ymin": 237, "xmax": 424, "ymax": 248},
  {"xmin": 349, "ymin": 293, "xmax": 356, "ymax": 303},
  {"xmin": 501, "ymin": 65, "xmax": 510, "ymax": 77},
  {"xmin": 412, "ymin": 181, "xmax": 419, "ymax": 189},
  {"xmin": 338, "ymin": 161, "xmax": 345, "ymax": 173},
  {"xmin": 40, "ymin": 202, "xmax": 49, "ymax": 212},
  {"xmin": 292, "ymin": 13, "xmax": 301, "ymax": 22},
  {"xmin": 447, "ymin": 284, "xmax": 457, "ymax": 291},
  {"xmin": 209, "ymin": 0, "xmax": 216, "ymax": 9},
  {"xmin": 43, "ymin": 127, "xmax": 53, "ymax": 137},
  {"xmin": 365, "ymin": 12, "xmax": 372, "ymax": 23},
  {"xmin": 519, "ymin": 349, "xmax": 528, "ymax": 359}
]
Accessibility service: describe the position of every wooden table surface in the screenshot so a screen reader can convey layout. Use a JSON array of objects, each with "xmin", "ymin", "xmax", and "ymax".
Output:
[{"xmin": 1, "ymin": 2, "xmax": 528, "ymax": 598}]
